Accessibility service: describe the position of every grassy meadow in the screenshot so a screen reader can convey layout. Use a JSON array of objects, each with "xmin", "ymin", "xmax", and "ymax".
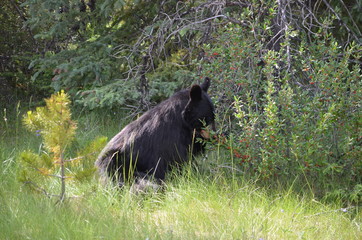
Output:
[{"xmin": 0, "ymin": 107, "xmax": 361, "ymax": 240}]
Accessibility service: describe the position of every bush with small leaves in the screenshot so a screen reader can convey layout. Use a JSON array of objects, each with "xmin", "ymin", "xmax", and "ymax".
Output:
[{"xmin": 200, "ymin": 15, "xmax": 361, "ymax": 202}]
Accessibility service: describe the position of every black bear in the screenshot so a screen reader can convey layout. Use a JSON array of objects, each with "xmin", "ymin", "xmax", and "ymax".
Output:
[{"xmin": 95, "ymin": 77, "xmax": 215, "ymax": 186}]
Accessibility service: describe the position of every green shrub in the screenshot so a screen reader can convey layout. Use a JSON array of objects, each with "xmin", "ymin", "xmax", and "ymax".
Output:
[{"xmin": 200, "ymin": 21, "xmax": 361, "ymax": 201}]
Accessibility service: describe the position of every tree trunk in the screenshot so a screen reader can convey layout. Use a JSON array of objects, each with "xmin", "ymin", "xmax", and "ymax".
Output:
[{"xmin": 59, "ymin": 151, "xmax": 66, "ymax": 203}]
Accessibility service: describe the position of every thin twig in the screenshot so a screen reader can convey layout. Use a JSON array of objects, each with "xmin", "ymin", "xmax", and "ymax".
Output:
[
  {"xmin": 304, "ymin": 205, "xmax": 356, "ymax": 218},
  {"xmin": 322, "ymin": 0, "xmax": 361, "ymax": 44}
]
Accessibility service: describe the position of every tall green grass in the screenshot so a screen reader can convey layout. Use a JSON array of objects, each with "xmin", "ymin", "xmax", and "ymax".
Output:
[
  {"xmin": 1, "ymin": 167, "xmax": 361, "ymax": 239},
  {"xmin": 0, "ymin": 107, "xmax": 361, "ymax": 239}
]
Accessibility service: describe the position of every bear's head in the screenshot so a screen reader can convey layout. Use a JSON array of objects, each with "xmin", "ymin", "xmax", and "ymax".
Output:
[{"xmin": 182, "ymin": 77, "xmax": 215, "ymax": 131}]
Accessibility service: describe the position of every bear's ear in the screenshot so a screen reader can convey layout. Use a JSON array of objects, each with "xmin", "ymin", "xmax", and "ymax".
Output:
[
  {"xmin": 201, "ymin": 77, "xmax": 211, "ymax": 92},
  {"xmin": 190, "ymin": 85, "xmax": 202, "ymax": 101}
]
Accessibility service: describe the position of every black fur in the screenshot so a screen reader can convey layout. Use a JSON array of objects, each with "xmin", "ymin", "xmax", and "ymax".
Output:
[{"xmin": 95, "ymin": 77, "xmax": 215, "ymax": 185}]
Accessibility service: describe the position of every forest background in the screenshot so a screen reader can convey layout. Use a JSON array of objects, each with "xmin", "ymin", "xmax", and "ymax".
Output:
[{"xmin": 0, "ymin": 0, "xmax": 361, "ymax": 239}]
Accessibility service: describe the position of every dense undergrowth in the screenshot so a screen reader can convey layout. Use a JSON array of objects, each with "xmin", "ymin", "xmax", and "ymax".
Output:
[
  {"xmin": 0, "ymin": 106, "xmax": 361, "ymax": 239},
  {"xmin": 199, "ymin": 22, "xmax": 362, "ymax": 204}
]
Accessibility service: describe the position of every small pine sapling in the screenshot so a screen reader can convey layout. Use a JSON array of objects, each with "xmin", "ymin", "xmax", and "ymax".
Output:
[{"xmin": 18, "ymin": 90, "xmax": 106, "ymax": 202}]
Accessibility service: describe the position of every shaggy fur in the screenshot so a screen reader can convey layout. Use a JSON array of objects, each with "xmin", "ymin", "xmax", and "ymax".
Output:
[{"xmin": 96, "ymin": 77, "xmax": 215, "ymax": 185}]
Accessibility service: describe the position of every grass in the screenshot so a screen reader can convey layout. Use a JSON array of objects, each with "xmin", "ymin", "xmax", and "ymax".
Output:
[
  {"xmin": 1, "ymin": 168, "xmax": 361, "ymax": 239},
  {"xmin": 0, "ymin": 106, "xmax": 361, "ymax": 240}
]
